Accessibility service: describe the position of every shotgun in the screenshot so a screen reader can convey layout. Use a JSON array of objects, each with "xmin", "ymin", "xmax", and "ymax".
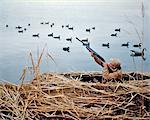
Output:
[{"xmin": 76, "ymin": 37, "xmax": 105, "ymax": 62}]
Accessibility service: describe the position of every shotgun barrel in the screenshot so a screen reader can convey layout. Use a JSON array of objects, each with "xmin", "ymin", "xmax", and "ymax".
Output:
[{"xmin": 76, "ymin": 37, "xmax": 105, "ymax": 62}]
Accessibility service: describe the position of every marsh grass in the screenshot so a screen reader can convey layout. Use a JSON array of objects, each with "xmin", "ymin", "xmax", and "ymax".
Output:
[{"xmin": 0, "ymin": 49, "xmax": 150, "ymax": 119}]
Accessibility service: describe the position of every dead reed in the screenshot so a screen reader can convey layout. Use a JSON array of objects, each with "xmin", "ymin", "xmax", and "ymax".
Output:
[
  {"xmin": 0, "ymin": 72, "xmax": 150, "ymax": 120},
  {"xmin": 0, "ymin": 49, "xmax": 150, "ymax": 120}
]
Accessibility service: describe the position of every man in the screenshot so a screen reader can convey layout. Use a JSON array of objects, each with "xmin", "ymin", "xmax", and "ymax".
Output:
[{"xmin": 91, "ymin": 52, "xmax": 122, "ymax": 82}]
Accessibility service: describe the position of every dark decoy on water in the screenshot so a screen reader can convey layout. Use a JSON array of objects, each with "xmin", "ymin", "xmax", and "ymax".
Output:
[
  {"xmin": 32, "ymin": 33, "xmax": 39, "ymax": 37},
  {"xmin": 81, "ymin": 38, "xmax": 88, "ymax": 42},
  {"xmin": 115, "ymin": 28, "xmax": 121, "ymax": 32},
  {"xmin": 28, "ymin": 24, "xmax": 30, "ymax": 26},
  {"xmin": 62, "ymin": 25, "xmax": 64, "ymax": 28},
  {"xmin": 6, "ymin": 25, "xmax": 8, "ymax": 27},
  {"xmin": 66, "ymin": 37, "xmax": 72, "ymax": 43},
  {"xmin": 66, "ymin": 24, "xmax": 69, "ymax": 28},
  {"xmin": 68, "ymin": 27, "xmax": 73, "ymax": 30},
  {"xmin": 63, "ymin": 47, "xmax": 70, "ymax": 52},
  {"xmin": 40, "ymin": 22, "xmax": 44, "ymax": 24},
  {"xmin": 102, "ymin": 43, "xmax": 109, "ymax": 48},
  {"xmin": 121, "ymin": 42, "xmax": 129, "ymax": 47},
  {"xmin": 18, "ymin": 30, "xmax": 23, "ymax": 33},
  {"xmin": 16, "ymin": 26, "xmax": 22, "ymax": 29},
  {"xmin": 86, "ymin": 28, "xmax": 90, "ymax": 32},
  {"xmin": 45, "ymin": 22, "xmax": 49, "ymax": 24},
  {"xmin": 52, "ymin": 23, "xmax": 54, "ymax": 26},
  {"xmin": 76, "ymin": 37, "xmax": 90, "ymax": 46},
  {"xmin": 111, "ymin": 33, "xmax": 117, "ymax": 37},
  {"xmin": 48, "ymin": 33, "xmax": 53, "ymax": 37},
  {"xmin": 130, "ymin": 48, "xmax": 146, "ymax": 60},
  {"xmin": 53, "ymin": 35, "xmax": 60, "ymax": 39},
  {"xmin": 133, "ymin": 43, "xmax": 142, "ymax": 48},
  {"xmin": 92, "ymin": 27, "xmax": 95, "ymax": 30}
]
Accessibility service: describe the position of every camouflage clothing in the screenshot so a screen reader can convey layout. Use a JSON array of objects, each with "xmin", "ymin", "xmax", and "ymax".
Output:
[{"xmin": 102, "ymin": 63, "xmax": 122, "ymax": 82}]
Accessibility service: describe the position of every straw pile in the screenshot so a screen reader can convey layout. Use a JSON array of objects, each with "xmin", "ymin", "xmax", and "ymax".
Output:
[{"xmin": 0, "ymin": 72, "xmax": 150, "ymax": 120}]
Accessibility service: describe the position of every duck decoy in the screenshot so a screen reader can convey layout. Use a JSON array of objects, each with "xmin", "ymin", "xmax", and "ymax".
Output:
[
  {"xmin": 66, "ymin": 37, "xmax": 72, "ymax": 43},
  {"xmin": 52, "ymin": 23, "xmax": 54, "ymax": 26},
  {"xmin": 102, "ymin": 43, "xmax": 109, "ymax": 48},
  {"xmin": 48, "ymin": 33, "xmax": 53, "ymax": 37},
  {"xmin": 18, "ymin": 30, "xmax": 23, "ymax": 33},
  {"xmin": 6, "ymin": 25, "xmax": 8, "ymax": 27},
  {"xmin": 24, "ymin": 28, "xmax": 27, "ymax": 31},
  {"xmin": 32, "ymin": 33, "xmax": 39, "ymax": 37},
  {"xmin": 53, "ymin": 35, "xmax": 60, "ymax": 39},
  {"xmin": 62, "ymin": 25, "xmax": 64, "ymax": 28},
  {"xmin": 86, "ymin": 28, "xmax": 90, "ymax": 32},
  {"xmin": 40, "ymin": 22, "xmax": 44, "ymax": 24},
  {"xmin": 28, "ymin": 24, "xmax": 30, "ymax": 26},
  {"xmin": 92, "ymin": 27, "xmax": 95, "ymax": 30},
  {"xmin": 111, "ymin": 33, "xmax": 117, "ymax": 37},
  {"xmin": 16, "ymin": 26, "xmax": 22, "ymax": 29},
  {"xmin": 133, "ymin": 43, "xmax": 142, "ymax": 48},
  {"xmin": 115, "ymin": 28, "xmax": 120, "ymax": 32},
  {"xmin": 66, "ymin": 24, "xmax": 69, "ymax": 28},
  {"xmin": 121, "ymin": 42, "xmax": 129, "ymax": 47},
  {"xmin": 81, "ymin": 38, "xmax": 88, "ymax": 42},
  {"xmin": 45, "ymin": 22, "xmax": 49, "ymax": 24},
  {"xmin": 68, "ymin": 27, "xmax": 73, "ymax": 30},
  {"xmin": 63, "ymin": 47, "xmax": 70, "ymax": 52},
  {"xmin": 76, "ymin": 37, "xmax": 90, "ymax": 46},
  {"xmin": 130, "ymin": 48, "xmax": 146, "ymax": 60}
]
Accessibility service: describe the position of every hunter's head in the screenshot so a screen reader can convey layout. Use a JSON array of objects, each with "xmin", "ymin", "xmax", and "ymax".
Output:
[{"xmin": 109, "ymin": 58, "xmax": 121, "ymax": 70}]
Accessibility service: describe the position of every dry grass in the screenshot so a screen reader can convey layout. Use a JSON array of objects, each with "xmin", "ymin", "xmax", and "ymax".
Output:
[
  {"xmin": 0, "ymin": 72, "xmax": 150, "ymax": 120},
  {"xmin": 0, "ymin": 49, "xmax": 150, "ymax": 120}
]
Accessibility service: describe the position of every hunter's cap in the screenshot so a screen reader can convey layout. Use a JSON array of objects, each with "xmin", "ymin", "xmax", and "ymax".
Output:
[{"xmin": 109, "ymin": 58, "xmax": 121, "ymax": 68}]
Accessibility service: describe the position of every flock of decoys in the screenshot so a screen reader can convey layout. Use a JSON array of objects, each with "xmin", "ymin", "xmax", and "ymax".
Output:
[
  {"xmin": 5, "ymin": 23, "xmax": 146, "ymax": 60},
  {"xmin": 5, "ymin": 22, "xmax": 96, "ymax": 53},
  {"xmin": 101, "ymin": 28, "xmax": 146, "ymax": 60}
]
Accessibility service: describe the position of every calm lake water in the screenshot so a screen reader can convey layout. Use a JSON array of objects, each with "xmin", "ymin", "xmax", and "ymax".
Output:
[{"xmin": 0, "ymin": 0, "xmax": 150, "ymax": 83}]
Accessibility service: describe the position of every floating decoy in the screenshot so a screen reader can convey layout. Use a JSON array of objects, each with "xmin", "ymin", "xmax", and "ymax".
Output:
[
  {"xmin": 45, "ymin": 22, "xmax": 49, "ymax": 24},
  {"xmin": 40, "ymin": 22, "xmax": 44, "ymax": 24},
  {"xmin": 121, "ymin": 42, "xmax": 129, "ymax": 47},
  {"xmin": 115, "ymin": 28, "xmax": 120, "ymax": 32},
  {"xmin": 53, "ymin": 35, "xmax": 60, "ymax": 39},
  {"xmin": 62, "ymin": 25, "xmax": 64, "ymax": 28},
  {"xmin": 130, "ymin": 48, "xmax": 146, "ymax": 60},
  {"xmin": 66, "ymin": 37, "xmax": 72, "ymax": 43},
  {"xmin": 111, "ymin": 33, "xmax": 117, "ymax": 37},
  {"xmin": 6, "ymin": 25, "xmax": 8, "ymax": 27},
  {"xmin": 24, "ymin": 28, "xmax": 27, "ymax": 31},
  {"xmin": 133, "ymin": 43, "xmax": 142, "ymax": 48},
  {"xmin": 81, "ymin": 38, "xmax": 88, "ymax": 42},
  {"xmin": 63, "ymin": 47, "xmax": 70, "ymax": 52},
  {"xmin": 66, "ymin": 24, "xmax": 69, "ymax": 28},
  {"xmin": 92, "ymin": 27, "xmax": 95, "ymax": 30},
  {"xmin": 48, "ymin": 33, "xmax": 53, "ymax": 37},
  {"xmin": 28, "ymin": 24, "xmax": 30, "ymax": 26},
  {"xmin": 68, "ymin": 27, "xmax": 73, "ymax": 30},
  {"xmin": 52, "ymin": 23, "xmax": 54, "ymax": 26},
  {"xmin": 76, "ymin": 37, "xmax": 89, "ymax": 46},
  {"xmin": 16, "ymin": 26, "xmax": 22, "ymax": 29},
  {"xmin": 86, "ymin": 28, "xmax": 90, "ymax": 32},
  {"xmin": 32, "ymin": 33, "xmax": 39, "ymax": 37},
  {"xmin": 102, "ymin": 43, "xmax": 109, "ymax": 48},
  {"xmin": 18, "ymin": 30, "xmax": 23, "ymax": 33}
]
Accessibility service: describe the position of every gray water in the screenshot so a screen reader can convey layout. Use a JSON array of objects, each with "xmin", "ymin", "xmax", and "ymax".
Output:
[{"xmin": 0, "ymin": 0, "xmax": 150, "ymax": 83}]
